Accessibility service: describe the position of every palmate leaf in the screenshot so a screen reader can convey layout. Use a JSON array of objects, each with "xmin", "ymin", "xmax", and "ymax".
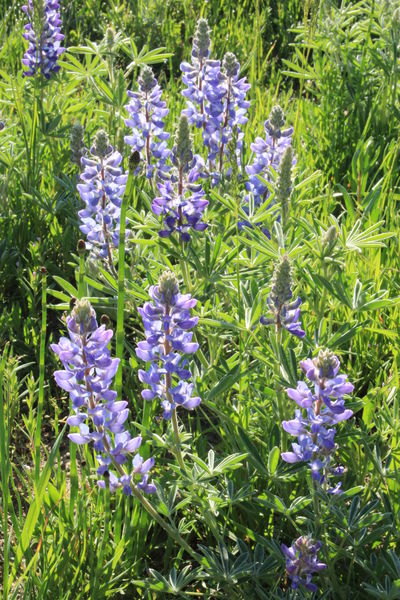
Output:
[{"xmin": 343, "ymin": 219, "xmax": 393, "ymax": 252}]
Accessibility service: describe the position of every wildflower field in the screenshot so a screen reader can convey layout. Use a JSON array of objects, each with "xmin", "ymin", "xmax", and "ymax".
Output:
[{"xmin": 1, "ymin": 0, "xmax": 400, "ymax": 597}]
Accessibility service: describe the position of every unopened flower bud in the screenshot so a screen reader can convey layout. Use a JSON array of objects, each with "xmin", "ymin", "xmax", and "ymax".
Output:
[
  {"xmin": 270, "ymin": 254, "xmax": 293, "ymax": 307},
  {"xmin": 105, "ymin": 26, "xmax": 115, "ymax": 51},
  {"xmin": 70, "ymin": 122, "xmax": 86, "ymax": 165},
  {"xmin": 223, "ymin": 52, "xmax": 239, "ymax": 79},
  {"xmin": 313, "ymin": 349, "xmax": 339, "ymax": 378},
  {"xmin": 322, "ymin": 225, "xmax": 338, "ymax": 252},
  {"xmin": 193, "ymin": 18, "xmax": 211, "ymax": 59},
  {"xmin": 266, "ymin": 105, "xmax": 285, "ymax": 139},
  {"xmin": 72, "ymin": 298, "xmax": 94, "ymax": 327},
  {"xmin": 158, "ymin": 271, "xmax": 179, "ymax": 305},
  {"xmin": 174, "ymin": 116, "xmax": 192, "ymax": 170},
  {"xmin": 138, "ymin": 65, "xmax": 156, "ymax": 93},
  {"xmin": 93, "ymin": 129, "xmax": 111, "ymax": 158},
  {"xmin": 77, "ymin": 239, "xmax": 86, "ymax": 255}
]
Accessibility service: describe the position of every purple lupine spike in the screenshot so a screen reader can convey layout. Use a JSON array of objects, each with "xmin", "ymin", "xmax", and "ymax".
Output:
[
  {"xmin": 204, "ymin": 52, "xmax": 250, "ymax": 185},
  {"xmin": 181, "ymin": 18, "xmax": 212, "ymax": 128},
  {"xmin": 282, "ymin": 536, "xmax": 326, "ymax": 592},
  {"xmin": 124, "ymin": 65, "xmax": 171, "ymax": 180},
  {"xmin": 242, "ymin": 105, "xmax": 294, "ymax": 235},
  {"xmin": 260, "ymin": 254, "xmax": 305, "ymax": 339},
  {"xmin": 51, "ymin": 299, "xmax": 156, "ymax": 495},
  {"xmin": 151, "ymin": 115, "xmax": 208, "ymax": 242},
  {"xmin": 77, "ymin": 130, "xmax": 128, "ymax": 265},
  {"xmin": 22, "ymin": 0, "xmax": 65, "ymax": 79},
  {"xmin": 136, "ymin": 271, "xmax": 201, "ymax": 420},
  {"xmin": 282, "ymin": 349, "xmax": 354, "ymax": 493}
]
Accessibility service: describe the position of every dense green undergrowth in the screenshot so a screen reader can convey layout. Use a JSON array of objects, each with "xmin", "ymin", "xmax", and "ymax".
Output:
[{"xmin": 0, "ymin": 0, "xmax": 400, "ymax": 598}]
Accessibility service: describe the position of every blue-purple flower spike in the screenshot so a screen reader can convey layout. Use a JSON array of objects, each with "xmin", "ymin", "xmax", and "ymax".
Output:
[
  {"xmin": 181, "ymin": 18, "xmax": 213, "ymax": 128},
  {"xmin": 136, "ymin": 271, "xmax": 201, "ymax": 420},
  {"xmin": 282, "ymin": 536, "xmax": 327, "ymax": 592},
  {"xmin": 152, "ymin": 116, "xmax": 208, "ymax": 241},
  {"xmin": 77, "ymin": 129, "xmax": 128, "ymax": 264},
  {"xmin": 124, "ymin": 65, "xmax": 171, "ymax": 180},
  {"xmin": 22, "ymin": 0, "xmax": 65, "ymax": 79},
  {"xmin": 260, "ymin": 254, "xmax": 305, "ymax": 338},
  {"xmin": 204, "ymin": 51, "xmax": 250, "ymax": 185},
  {"xmin": 246, "ymin": 105, "xmax": 294, "ymax": 208},
  {"xmin": 51, "ymin": 299, "xmax": 156, "ymax": 495},
  {"xmin": 282, "ymin": 349, "xmax": 354, "ymax": 493}
]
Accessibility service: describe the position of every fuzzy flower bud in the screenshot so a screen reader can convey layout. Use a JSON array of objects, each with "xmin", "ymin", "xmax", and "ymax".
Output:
[
  {"xmin": 266, "ymin": 105, "xmax": 286, "ymax": 139},
  {"xmin": 223, "ymin": 52, "xmax": 240, "ymax": 78},
  {"xmin": 193, "ymin": 18, "xmax": 211, "ymax": 59},
  {"xmin": 158, "ymin": 271, "xmax": 179, "ymax": 305},
  {"xmin": 271, "ymin": 255, "xmax": 293, "ymax": 307},
  {"xmin": 321, "ymin": 225, "xmax": 338, "ymax": 252},
  {"xmin": 71, "ymin": 298, "xmax": 93, "ymax": 328},
  {"xmin": 70, "ymin": 122, "xmax": 86, "ymax": 166},
  {"xmin": 105, "ymin": 26, "xmax": 115, "ymax": 51},
  {"xmin": 174, "ymin": 115, "xmax": 193, "ymax": 170},
  {"xmin": 93, "ymin": 130, "xmax": 111, "ymax": 158}
]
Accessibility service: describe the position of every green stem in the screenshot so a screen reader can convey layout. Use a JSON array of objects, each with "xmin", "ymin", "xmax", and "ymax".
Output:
[
  {"xmin": 0, "ymin": 348, "xmax": 10, "ymax": 600},
  {"xmin": 130, "ymin": 485, "xmax": 204, "ymax": 564},
  {"xmin": 115, "ymin": 172, "xmax": 133, "ymax": 400},
  {"xmin": 34, "ymin": 269, "xmax": 47, "ymax": 482},
  {"xmin": 78, "ymin": 251, "xmax": 86, "ymax": 300},
  {"xmin": 171, "ymin": 408, "xmax": 186, "ymax": 471}
]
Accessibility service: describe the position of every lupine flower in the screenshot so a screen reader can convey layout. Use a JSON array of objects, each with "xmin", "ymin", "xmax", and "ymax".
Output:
[
  {"xmin": 245, "ymin": 105, "xmax": 294, "ymax": 209},
  {"xmin": 181, "ymin": 18, "xmax": 213, "ymax": 128},
  {"xmin": 70, "ymin": 122, "xmax": 86, "ymax": 167},
  {"xmin": 260, "ymin": 254, "xmax": 305, "ymax": 338},
  {"xmin": 51, "ymin": 299, "xmax": 156, "ymax": 495},
  {"xmin": 136, "ymin": 271, "xmax": 201, "ymax": 420},
  {"xmin": 282, "ymin": 349, "xmax": 354, "ymax": 493},
  {"xmin": 124, "ymin": 66, "xmax": 171, "ymax": 180},
  {"xmin": 22, "ymin": 0, "xmax": 65, "ymax": 79},
  {"xmin": 152, "ymin": 116, "xmax": 208, "ymax": 242},
  {"xmin": 77, "ymin": 130, "xmax": 128, "ymax": 262},
  {"xmin": 282, "ymin": 536, "xmax": 326, "ymax": 592},
  {"xmin": 203, "ymin": 52, "xmax": 250, "ymax": 185}
]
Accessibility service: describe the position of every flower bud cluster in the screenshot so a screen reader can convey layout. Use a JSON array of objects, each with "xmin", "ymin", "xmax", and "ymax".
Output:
[
  {"xmin": 136, "ymin": 272, "xmax": 201, "ymax": 420},
  {"xmin": 70, "ymin": 122, "xmax": 86, "ymax": 166},
  {"xmin": 124, "ymin": 66, "xmax": 171, "ymax": 180},
  {"xmin": 22, "ymin": 0, "xmax": 65, "ymax": 79},
  {"xmin": 260, "ymin": 255, "xmax": 305, "ymax": 338},
  {"xmin": 77, "ymin": 130, "xmax": 128, "ymax": 261},
  {"xmin": 282, "ymin": 536, "xmax": 327, "ymax": 592},
  {"xmin": 282, "ymin": 349, "xmax": 354, "ymax": 493},
  {"xmin": 152, "ymin": 116, "xmax": 208, "ymax": 241},
  {"xmin": 51, "ymin": 299, "xmax": 156, "ymax": 495}
]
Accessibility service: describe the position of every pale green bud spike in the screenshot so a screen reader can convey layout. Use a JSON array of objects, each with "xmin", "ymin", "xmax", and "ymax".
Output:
[
  {"xmin": 194, "ymin": 18, "xmax": 211, "ymax": 59},
  {"xmin": 93, "ymin": 129, "xmax": 110, "ymax": 158},
  {"xmin": 105, "ymin": 26, "xmax": 115, "ymax": 51},
  {"xmin": 72, "ymin": 298, "xmax": 94, "ymax": 327},
  {"xmin": 175, "ymin": 116, "xmax": 192, "ymax": 169},
  {"xmin": 321, "ymin": 225, "xmax": 338, "ymax": 251},
  {"xmin": 139, "ymin": 66, "xmax": 156, "ymax": 93},
  {"xmin": 269, "ymin": 104, "xmax": 285, "ymax": 132},
  {"xmin": 223, "ymin": 52, "xmax": 239, "ymax": 78},
  {"xmin": 276, "ymin": 146, "xmax": 293, "ymax": 227},
  {"xmin": 271, "ymin": 254, "xmax": 293, "ymax": 307},
  {"xmin": 70, "ymin": 122, "xmax": 85, "ymax": 165},
  {"xmin": 158, "ymin": 271, "xmax": 179, "ymax": 305}
]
